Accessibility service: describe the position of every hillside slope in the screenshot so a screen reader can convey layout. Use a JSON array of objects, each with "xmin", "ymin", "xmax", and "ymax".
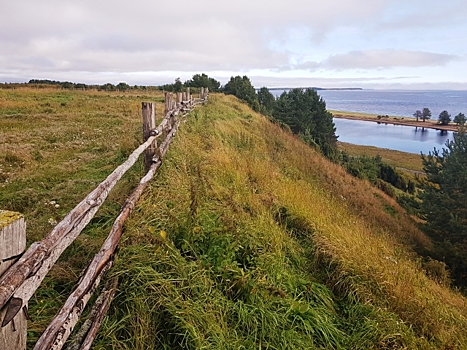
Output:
[{"xmin": 96, "ymin": 94, "xmax": 467, "ymax": 349}]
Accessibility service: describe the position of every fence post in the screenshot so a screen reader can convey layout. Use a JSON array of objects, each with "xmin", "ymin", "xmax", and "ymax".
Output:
[
  {"xmin": 0, "ymin": 210, "xmax": 27, "ymax": 350},
  {"xmin": 142, "ymin": 102, "xmax": 156, "ymax": 172}
]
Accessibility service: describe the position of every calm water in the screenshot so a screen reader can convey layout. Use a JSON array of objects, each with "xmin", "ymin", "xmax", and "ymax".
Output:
[
  {"xmin": 334, "ymin": 118, "xmax": 452, "ymax": 154},
  {"xmin": 269, "ymin": 89, "xmax": 466, "ymax": 154},
  {"xmin": 271, "ymin": 89, "xmax": 467, "ymax": 118}
]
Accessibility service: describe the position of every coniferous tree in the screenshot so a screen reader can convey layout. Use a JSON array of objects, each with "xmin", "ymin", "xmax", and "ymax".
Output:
[
  {"xmin": 438, "ymin": 110, "xmax": 451, "ymax": 125},
  {"xmin": 413, "ymin": 110, "xmax": 422, "ymax": 121},
  {"xmin": 273, "ymin": 88, "xmax": 337, "ymax": 158},
  {"xmin": 419, "ymin": 130, "xmax": 467, "ymax": 284},
  {"xmin": 454, "ymin": 113, "xmax": 466, "ymax": 126},
  {"xmin": 257, "ymin": 87, "xmax": 275, "ymax": 116},
  {"xmin": 224, "ymin": 76, "xmax": 257, "ymax": 106},
  {"xmin": 184, "ymin": 73, "xmax": 221, "ymax": 92},
  {"xmin": 422, "ymin": 108, "xmax": 432, "ymax": 122}
]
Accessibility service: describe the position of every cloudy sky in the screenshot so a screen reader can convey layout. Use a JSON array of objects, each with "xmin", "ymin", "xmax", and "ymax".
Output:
[{"xmin": 1, "ymin": 0, "xmax": 467, "ymax": 89}]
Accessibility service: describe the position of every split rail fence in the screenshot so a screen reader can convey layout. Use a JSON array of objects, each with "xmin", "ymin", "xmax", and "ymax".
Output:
[{"xmin": 0, "ymin": 87, "xmax": 209, "ymax": 350}]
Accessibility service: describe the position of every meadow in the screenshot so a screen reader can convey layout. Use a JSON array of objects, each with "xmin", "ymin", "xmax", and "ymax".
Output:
[
  {"xmin": 2, "ymin": 88, "xmax": 467, "ymax": 349},
  {"xmin": 0, "ymin": 87, "xmax": 164, "ymax": 346}
]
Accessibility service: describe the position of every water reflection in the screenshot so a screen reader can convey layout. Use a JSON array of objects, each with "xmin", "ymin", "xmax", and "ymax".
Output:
[{"xmin": 334, "ymin": 118, "xmax": 452, "ymax": 154}]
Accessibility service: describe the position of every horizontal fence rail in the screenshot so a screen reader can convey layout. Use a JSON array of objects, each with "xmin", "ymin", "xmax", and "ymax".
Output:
[{"xmin": 0, "ymin": 87, "xmax": 209, "ymax": 350}]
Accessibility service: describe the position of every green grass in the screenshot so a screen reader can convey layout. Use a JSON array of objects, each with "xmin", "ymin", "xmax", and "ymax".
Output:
[
  {"xmin": 94, "ymin": 94, "xmax": 467, "ymax": 349},
  {"xmin": 338, "ymin": 142, "xmax": 424, "ymax": 172},
  {"xmin": 3, "ymin": 90, "xmax": 467, "ymax": 349},
  {"xmin": 0, "ymin": 87, "xmax": 165, "ymax": 347}
]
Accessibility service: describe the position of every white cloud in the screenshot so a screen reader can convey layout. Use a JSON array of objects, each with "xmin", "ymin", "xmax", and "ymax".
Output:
[
  {"xmin": 0, "ymin": 0, "xmax": 466, "ymax": 87},
  {"xmin": 322, "ymin": 50, "xmax": 460, "ymax": 70}
]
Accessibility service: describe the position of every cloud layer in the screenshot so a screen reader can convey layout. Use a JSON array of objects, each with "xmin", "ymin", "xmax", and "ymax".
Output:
[{"xmin": 1, "ymin": 0, "xmax": 466, "ymax": 88}]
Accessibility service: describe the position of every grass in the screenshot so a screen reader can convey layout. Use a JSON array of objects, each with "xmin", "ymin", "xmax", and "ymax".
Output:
[
  {"xmin": 92, "ymin": 94, "xmax": 467, "ymax": 349},
  {"xmin": 3, "ymin": 89, "xmax": 467, "ymax": 349},
  {"xmin": 0, "ymin": 87, "xmax": 165, "ymax": 347},
  {"xmin": 338, "ymin": 142, "xmax": 425, "ymax": 172}
]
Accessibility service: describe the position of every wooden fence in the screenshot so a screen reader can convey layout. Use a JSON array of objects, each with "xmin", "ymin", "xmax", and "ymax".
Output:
[{"xmin": 0, "ymin": 87, "xmax": 209, "ymax": 350}]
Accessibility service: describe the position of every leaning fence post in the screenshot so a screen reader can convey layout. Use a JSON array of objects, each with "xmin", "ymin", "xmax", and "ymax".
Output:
[
  {"xmin": 142, "ymin": 102, "xmax": 156, "ymax": 172},
  {"xmin": 0, "ymin": 210, "xmax": 27, "ymax": 350}
]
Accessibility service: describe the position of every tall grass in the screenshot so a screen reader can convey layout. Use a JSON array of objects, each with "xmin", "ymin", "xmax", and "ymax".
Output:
[
  {"xmin": 95, "ymin": 94, "xmax": 467, "ymax": 349},
  {"xmin": 0, "ymin": 87, "xmax": 164, "ymax": 346}
]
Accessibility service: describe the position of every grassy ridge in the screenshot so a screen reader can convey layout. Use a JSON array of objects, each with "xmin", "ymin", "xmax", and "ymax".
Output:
[{"xmin": 95, "ymin": 94, "xmax": 467, "ymax": 349}]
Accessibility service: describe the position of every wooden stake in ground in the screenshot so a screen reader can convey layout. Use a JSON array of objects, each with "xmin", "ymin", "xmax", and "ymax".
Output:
[
  {"xmin": 0, "ymin": 211, "xmax": 27, "ymax": 350},
  {"xmin": 142, "ymin": 102, "xmax": 157, "ymax": 172}
]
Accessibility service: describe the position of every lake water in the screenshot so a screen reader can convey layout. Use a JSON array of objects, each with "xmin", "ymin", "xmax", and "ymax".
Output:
[
  {"xmin": 269, "ymin": 89, "xmax": 466, "ymax": 154},
  {"xmin": 334, "ymin": 118, "xmax": 452, "ymax": 154}
]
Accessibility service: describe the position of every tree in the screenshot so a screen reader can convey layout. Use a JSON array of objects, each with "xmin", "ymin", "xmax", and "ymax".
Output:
[
  {"xmin": 419, "ymin": 131, "xmax": 467, "ymax": 284},
  {"xmin": 159, "ymin": 78, "xmax": 183, "ymax": 92},
  {"xmin": 422, "ymin": 108, "xmax": 432, "ymax": 122},
  {"xmin": 413, "ymin": 110, "xmax": 422, "ymax": 122},
  {"xmin": 257, "ymin": 87, "xmax": 275, "ymax": 116},
  {"xmin": 184, "ymin": 73, "xmax": 221, "ymax": 92},
  {"xmin": 224, "ymin": 76, "xmax": 258, "ymax": 108},
  {"xmin": 116, "ymin": 82, "xmax": 130, "ymax": 91},
  {"xmin": 273, "ymin": 88, "xmax": 337, "ymax": 158},
  {"xmin": 454, "ymin": 113, "xmax": 466, "ymax": 126},
  {"xmin": 99, "ymin": 83, "xmax": 116, "ymax": 91},
  {"xmin": 438, "ymin": 110, "xmax": 451, "ymax": 125}
]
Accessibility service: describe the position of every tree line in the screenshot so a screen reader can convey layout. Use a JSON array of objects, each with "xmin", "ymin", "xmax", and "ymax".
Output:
[{"xmin": 413, "ymin": 107, "xmax": 466, "ymax": 126}]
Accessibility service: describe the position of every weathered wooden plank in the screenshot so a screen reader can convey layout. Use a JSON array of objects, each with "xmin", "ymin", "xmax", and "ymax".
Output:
[
  {"xmin": 34, "ymin": 158, "xmax": 164, "ymax": 349},
  {"xmin": 0, "ymin": 211, "xmax": 26, "ymax": 276},
  {"xmin": 1, "ymin": 212, "xmax": 27, "ymax": 350},
  {"xmin": 65, "ymin": 278, "xmax": 118, "ymax": 350},
  {"xmin": 0, "ymin": 134, "xmax": 158, "ymax": 313},
  {"xmin": 1, "ymin": 90, "xmax": 207, "ymax": 349},
  {"xmin": 142, "ymin": 102, "xmax": 157, "ymax": 172},
  {"xmin": 34, "ymin": 104, "xmax": 188, "ymax": 349}
]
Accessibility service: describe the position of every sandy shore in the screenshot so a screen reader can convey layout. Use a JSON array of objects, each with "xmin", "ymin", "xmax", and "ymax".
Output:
[{"xmin": 332, "ymin": 111, "xmax": 459, "ymax": 132}]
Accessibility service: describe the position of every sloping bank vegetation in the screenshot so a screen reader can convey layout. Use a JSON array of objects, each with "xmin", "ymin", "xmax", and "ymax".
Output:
[{"xmin": 95, "ymin": 94, "xmax": 467, "ymax": 349}]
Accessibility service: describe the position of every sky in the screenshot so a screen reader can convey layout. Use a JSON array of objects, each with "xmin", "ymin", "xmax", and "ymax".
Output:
[{"xmin": 1, "ymin": 0, "xmax": 467, "ymax": 89}]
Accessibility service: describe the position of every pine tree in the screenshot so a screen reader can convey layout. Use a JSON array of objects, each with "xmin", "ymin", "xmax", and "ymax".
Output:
[
  {"xmin": 273, "ymin": 88, "xmax": 337, "ymax": 158},
  {"xmin": 419, "ymin": 130, "xmax": 467, "ymax": 283},
  {"xmin": 438, "ymin": 110, "xmax": 451, "ymax": 125}
]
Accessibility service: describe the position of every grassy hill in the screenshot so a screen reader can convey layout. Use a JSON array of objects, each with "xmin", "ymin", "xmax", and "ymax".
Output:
[
  {"xmin": 94, "ymin": 94, "xmax": 467, "ymax": 349},
  {"xmin": 2, "ymin": 89, "xmax": 467, "ymax": 349}
]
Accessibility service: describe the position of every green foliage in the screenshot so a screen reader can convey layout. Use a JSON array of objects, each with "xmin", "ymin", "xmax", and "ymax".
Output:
[
  {"xmin": 422, "ymin": 107, "xmax": 432, "ymax": 122},
  {"xmin": 413, "ymin": 110, "xmax": 422, "ymax": 121},
  {"xmin": 256, "ymin": 87, "xmax": 275, "ymax": 116},
  {"xmin": 223, "ymin": 76, "xmax": 258, "ymax": 109},
  {"xmin": 184, "ymin": 73, "xmax": 221, "ymax": 92},
  {"xmin": 454, "ymin": 112, "xmax": 466, "ymax": 126},
  {"xmin": 340, "ymin": 153, "xmax": 414, "ymax": 195},
  {"xmin": 273, "ymin": 88, "xmax": 337, "ymax": 159},
  {"xmin": 419, "ymin": 131, "xmax": 467, "ymax": 285},
  {"xmin": 160, "ymin": 78, "xmax": 184, "ymax": 92},
  {"xmin": 438, "ymin": 110, "xmax": 451, "ymax": 125},
  {"xmin": 116, "ymin": 82, "xmax": 131, "ymax": 91}
]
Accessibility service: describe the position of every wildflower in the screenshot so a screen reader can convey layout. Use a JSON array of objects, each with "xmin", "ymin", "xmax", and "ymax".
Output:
[{"xmin": 48, "ymin": 218, "xmax": 57, "ymax": 226}]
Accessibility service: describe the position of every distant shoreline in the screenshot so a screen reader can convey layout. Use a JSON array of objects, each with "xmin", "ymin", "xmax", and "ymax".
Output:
[
  {"xmin": 265, "ymin": 87, "xmax": 363, "ymax": 91},
  {"xmin": 332, "ymin": 111, "xmax": 459, "ymax": 132}
]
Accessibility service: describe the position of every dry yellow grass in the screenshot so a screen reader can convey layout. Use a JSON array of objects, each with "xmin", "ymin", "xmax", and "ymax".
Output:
[{"xmin": 164, "ymin": 94, "xmax": 467, "ymax": 347}]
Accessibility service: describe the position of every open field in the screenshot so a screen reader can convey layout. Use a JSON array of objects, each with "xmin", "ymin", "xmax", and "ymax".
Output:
[
  {"xmin": 331, "ymin": 110, "xmax": 460, "ymax": 132},
  {"xmin": 0, "ymin": 87, "xmax": 165, "ymax": 346}
]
